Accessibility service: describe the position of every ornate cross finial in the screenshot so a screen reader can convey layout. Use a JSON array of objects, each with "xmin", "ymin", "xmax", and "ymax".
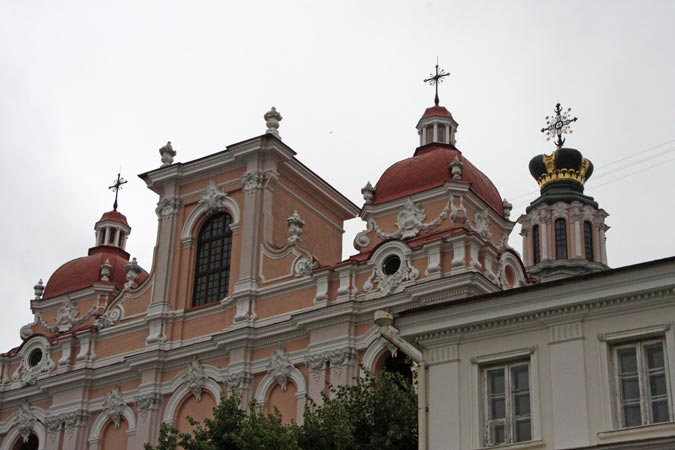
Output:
[
  {"xmin": 541, "ymin": 103, "xmax": 578, "ymax": 149},
  {"xmin": 424, "ymin": 58, "xmax": 450, "ymax": 106},
  {"xmin": 108, "ymin": 172, "xmax": 128, "ymax": 211}
]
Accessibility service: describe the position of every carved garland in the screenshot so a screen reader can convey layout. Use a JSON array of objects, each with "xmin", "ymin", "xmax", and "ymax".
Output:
[
  {"xmin": 354, "ymin": 194, "xmax": 466, "ymax": 249},
  {"xmin": 37, "ymin": 298, "xmax": 99, "ymax": 334}
]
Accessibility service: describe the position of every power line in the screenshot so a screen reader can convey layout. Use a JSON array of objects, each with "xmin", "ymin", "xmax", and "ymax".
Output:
[{"xmin": 507, "ymin": 139, "xmax": 675, "ymax": 204}]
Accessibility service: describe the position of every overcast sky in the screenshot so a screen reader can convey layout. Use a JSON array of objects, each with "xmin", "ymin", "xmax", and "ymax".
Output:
[{"xmin": 1, "ymin": 1, "xmax": 674, "ymax": 352}]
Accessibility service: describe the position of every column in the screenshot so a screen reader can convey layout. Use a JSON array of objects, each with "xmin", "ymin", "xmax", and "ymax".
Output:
[
  {"xmin": 548, "ymin": 322, "xmax": 590, "ymax": 448},
  {"xmin": 427, "ymin": 344, "xmax": 459, "ymax": 450}
]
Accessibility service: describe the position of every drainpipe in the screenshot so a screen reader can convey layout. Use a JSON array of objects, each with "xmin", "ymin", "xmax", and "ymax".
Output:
[{"xmin": 374, "ymin": 310, "xmax": 427, "ymax": 450}]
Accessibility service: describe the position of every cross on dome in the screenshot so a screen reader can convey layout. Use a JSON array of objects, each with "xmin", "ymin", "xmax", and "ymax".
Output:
[
  {"xmin": 424, "ymin": 59, "xmax": 450, "ymax": 106},
  {"xmin": 541, "ymin": 103, "xmax": 578, "ymax": 149},
  {"xmin": 108, "ymin": 172, "xmax": 128, "ymax": 212}
]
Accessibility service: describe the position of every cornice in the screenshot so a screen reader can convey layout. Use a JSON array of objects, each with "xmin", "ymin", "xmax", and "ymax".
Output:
[{"xmin": 413, "ymin": 286, "xmax": 675, "ymax": 343}]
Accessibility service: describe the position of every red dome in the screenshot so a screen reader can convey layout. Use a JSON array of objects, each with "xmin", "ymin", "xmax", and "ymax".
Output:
[
  {"xmin": 42, "ymin": 246, "xmax": 148, "ymax": 299},
  {"xmin": 420, "ymin": 105, "xmax": 453, "ymax": 120},
  {"xmin": 373, "ymin": 144, "xmax": 503, "ymax": 213},
  {"xmin": 97, "ymin": 210, "xmax": 129, "ymax": 227}
]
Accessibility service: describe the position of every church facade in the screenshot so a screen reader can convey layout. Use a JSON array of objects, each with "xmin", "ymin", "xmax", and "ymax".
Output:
[{"xmin": 0, "ymin": 93, "xmax": 674, "ymax": 450}]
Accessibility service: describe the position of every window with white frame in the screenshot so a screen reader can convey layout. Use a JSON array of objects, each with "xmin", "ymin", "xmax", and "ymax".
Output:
[
  {"xmin": 483, "ymin": 360, "xmax": 532, "ymax": 446},
  {"xmin": 613, "ymin": 339, "xmax": 672, "ymax": 427}
]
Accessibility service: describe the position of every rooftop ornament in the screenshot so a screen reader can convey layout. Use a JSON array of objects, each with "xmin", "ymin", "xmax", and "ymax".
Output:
[
  {"xmin": 541, "ymin": 103, "xmax": 578, "ymax": 149},
  {"xmin": 108, "ymin": 172, "xmax": 128, "ymax": 212},
  {"xmin": 424, "ymin": 58, "xmax": 450, "ymax": 106},
  {"xmin": 264, "ymin": 107, "xmax": 283, "ymax": 139},
  {"xmin": 159, "ymin": 141, "xmax": 176, "ymax": 166}
]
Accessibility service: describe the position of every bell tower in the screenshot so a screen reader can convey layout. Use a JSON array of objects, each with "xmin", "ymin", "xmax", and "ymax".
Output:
[{"xmin": 518, "ymin": 103, "xmax": 609, "ymax": 281}]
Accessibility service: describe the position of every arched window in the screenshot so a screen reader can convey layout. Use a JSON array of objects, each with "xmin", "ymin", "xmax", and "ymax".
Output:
[
  {"xmin": 193, "ymin": 213, "xmax": 232, "ymax": 306},
  {"xmin": 584, "ymin": 221, "xmax": 593, "ymax": 261},
  {"xmin": 12, "ymin": 434, "xmax": 39, "ymax": 450},
  {"xmin": 532, "ymin": 225, "xmax": 540, "ymax": 265},
  {"xmin": 555, "ymin": 218, "xmax": 567, "ymax": 260}
]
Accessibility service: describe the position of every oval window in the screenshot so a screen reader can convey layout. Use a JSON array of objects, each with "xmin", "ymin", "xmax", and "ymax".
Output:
[{"xmin": 382, "ymin": 255, "xmax": 401, "ymax": 276}]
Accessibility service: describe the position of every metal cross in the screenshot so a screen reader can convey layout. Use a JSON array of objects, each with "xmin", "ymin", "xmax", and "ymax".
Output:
[
  {"xmin": 424, "ymin": 59, "xmax": 450, "ymax": 106},
  {"xmin": 541, "ymin": 103, "xmax": 578, "ymax": 149},
  {"xmin": 108, "ymin": 172, "xmax": 128, "ymax": 212}
]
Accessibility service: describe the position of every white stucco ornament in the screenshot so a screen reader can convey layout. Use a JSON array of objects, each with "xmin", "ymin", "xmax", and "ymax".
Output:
[
  {"xmin": 14, "ymin": 402, "xmax": 36, "ymax": 443},
  {"xmin": 472, "ymin": 209, "xmax": 492, "ymax": 240},
  {"xmin": 224, "ymin": 371, "xmax": 252, "ymax": 392},
  {"xmin": 184, "ymin": 359, "xmax": 208, "ymax": 401},
  {"xmin": 100, "ymin": 259, "xmax": 112, "ymax": 281},
  {"xmin": 103, "ymin": 386, "xmax": 126, "ymax": 429},
  {"xmin": 198, "ymin": 180, "xmax": 228, "ymax": 214},
  {"xmin": 159, "ymin": 141, "xmax": 176, "ymax": 166},
  {"xmin": 450, "ymin": 156, "xmax": 463, "ymax": 180},
  {"xmin": 267, "ymin": 347, "xmax": 294, "ymax": 391},
  {"xmin": 264, "ymin": 106, "xmax": 283, "ymax": 139},
  {"xmin": 361, "ymin": 181, "xmax": 375, "ymax": 204},
  {"xmin": 37, "ymin": 297, "xmax": 99, "ymax": 333},
  {"xmin": 364, "ymin": 256, "xmax": 419, "ymax": 297},
  {"xmin": 241, "ymin": 171, "xmax": 267, "ymax": 194},
  {"xmin": 33, "ymin": 279, "xmax": 45, "ymax": 300},
  {"xmin": 287, "ymin": 210, "xmax": 305, "ymax": 243},
  {"xmin": 124, "ymin": 257, "xmax": 141, "ymax": 289},
  {"xmin": 156, "ymin": 196, "xmax": 181, "ymax": 220},
  {"xmin": 357, "ymin": 194, "xmax": 466, "ymax": 247}
]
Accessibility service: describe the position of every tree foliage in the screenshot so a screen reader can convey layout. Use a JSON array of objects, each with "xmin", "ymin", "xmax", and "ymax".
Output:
[{"xmin": 145, "ymin": 370, "xmax": 417, "ymax": 450}]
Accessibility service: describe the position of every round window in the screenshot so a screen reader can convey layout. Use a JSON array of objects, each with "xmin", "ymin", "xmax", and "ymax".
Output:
[
  {"xmin": 382, "ymin": 255, "xmax": 401, "ymax": 276},
  {"xmin": 27, "ymin": 349, "xmax": 43, "ymax": 368}
]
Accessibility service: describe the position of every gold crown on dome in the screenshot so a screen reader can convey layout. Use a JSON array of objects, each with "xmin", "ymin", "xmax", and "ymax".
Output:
[{"xmin": 535, "ymin": 152, "xmax": 593, "ymax": 188}]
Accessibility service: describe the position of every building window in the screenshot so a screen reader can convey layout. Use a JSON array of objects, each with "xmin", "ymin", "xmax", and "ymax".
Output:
[
  {"xmin": 484, "ymin": 361, "xmax": 532, "ymax": 446},
  {"xmin": 437, "ymin": 126, "xmax": 445, "ymax": 143},
  {"xmin": 532, "ymin": 225, "xmax": 540, "ymax": 265},
  {"xmin": 426, "ymin": 126, "xmax": 433, "ymax": 144},
  {"xmin": 613, "ymin": 339, "xmax": 671, "ymax": 427},
  {"xmin": 193, "ymin": 212, "xmax": 232, "ymax": 307},
  {"xmin": 584, "ymin": 221, "xmax": 593, "ymax": 261},
  {"xmin": 554, "ymin": 218, "xmax": 567, "ymax": 260}
]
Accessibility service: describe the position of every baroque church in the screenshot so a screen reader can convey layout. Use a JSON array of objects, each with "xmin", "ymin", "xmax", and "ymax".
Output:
[{"xmin": 1, "ymin": 72, "xmax": 674, "ymax": 450}]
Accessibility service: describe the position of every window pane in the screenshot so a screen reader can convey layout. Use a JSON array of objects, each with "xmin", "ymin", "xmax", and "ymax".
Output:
[
  {"xmin": 618, "ymin": 348, "xmax": 638, "ymax": 374},
  {"xmin": 652, "ymin": 400, "xmax": 670, "ymax": 423},
  {"xmin": 649, "ymin": 373, "xmax": 667, "ymax": 397},
  {"xmin": 514, "ymin": 392, "xmax": 530, "ymax": 416},
  {"xmin": 583, "ymin": 221, "xmax": 593, "ymax": 260},
  {"xmin": 623, "ymin": 404, "xmax": 642, "ymax": 427},
  {"xmin": 511, "ymin": 365, "xmax": 529, "ymax": 391},
  {"xmin": 515, "ymin": 419, "xmax": 531, "ymax": 442},
  {"xmin": 645, "ymin": 343, "xmax": 664, "ymax": 370},
  {"xmin": 489, "ymin": 422, "xmax": 505, "ymax": 445},
  {"xmin": 532, "ymin": 225, "xmax": 540, "ymax": 265},
  {"xmin": 490, "ymin": 397, "xmax": 506, "ymax": 419},
  {"xmin": 621, "ymin": 377, "xmax": 640, "ymax": 400},
  {"xmin": 488, "ymin": 369, "xmax": 505, "ymax": 395},
  {"xmin": 555, "ymin": 218, "xmax": 567, "ymax": 260}
]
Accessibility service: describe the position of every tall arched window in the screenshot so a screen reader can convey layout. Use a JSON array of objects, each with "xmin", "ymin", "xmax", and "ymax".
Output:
[
  {"xmin": 193, "ymin": 213, "xmax": 232, "ymax": 306},
  {"xmin": 532, "ymin": 225, "xmax": 540, "ymax": 265},
  {"xmin": 555, "ymin": 218, "xmax": 568, "ymax": 260},
  {"xmin": 584, "ymin": 221, "xmax": 593, "ymax": 261}
]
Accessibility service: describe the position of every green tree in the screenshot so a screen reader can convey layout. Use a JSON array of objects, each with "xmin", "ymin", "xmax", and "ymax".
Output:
[{"xmin": 145, "ymin": 370, "xmax": 416, "ymax": 450}]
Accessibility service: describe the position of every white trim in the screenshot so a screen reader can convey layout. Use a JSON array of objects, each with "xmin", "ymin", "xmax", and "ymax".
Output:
[
  {"xmin": 180, "ymin": 196, "xmax": 241, "ymax": 245},
  {"xmin": 162, "ymin": 378, "xmax": 222, "ymax": 425},
  {"xmin": 361, "ymin": 333, "xmax": 392, "ymax": 373},
  {"xmin": 254, "ymin": 368, "xmax": 307, "ymax": 422},
  {"xmin": 87, "ymin": 405, "xmax": 137, "ymax": 450},
  {"xmin": 0, "ymin": 406, "xmax": 47, "ymax": 450}
]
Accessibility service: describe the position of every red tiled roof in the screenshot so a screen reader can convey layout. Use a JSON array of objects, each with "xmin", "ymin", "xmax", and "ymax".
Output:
[
  {"xmin": 42, "ymin": 246, "xmax": 148, "ymax": 299},
  {"xmin": 373, "ymin": 144, "xmax": 503, "ymax": 213},
  {"xmin": 97, "ymin": 210, "xmax": 129, "ymax": 227}
]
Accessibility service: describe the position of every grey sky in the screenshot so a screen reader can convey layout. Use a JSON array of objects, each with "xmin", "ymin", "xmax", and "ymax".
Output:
[{"xmin": 1, "ymin": 1, "xmax": 674, "ymax": 351}]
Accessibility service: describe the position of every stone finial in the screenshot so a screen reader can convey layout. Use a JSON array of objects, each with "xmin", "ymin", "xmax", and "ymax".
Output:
[
  {"xmin": 502, "ymin": 198, "xmax": 513, "ymax": 220},
  {"xmin": 33, "ymin": 279, "xmax": 45, "ymax": 300},
  {"xmin": 124, "ymin": 258, "xmax": 141, "ymax": 290},
  {"xmin": 361, "ymin": 182, "xmax": 375, "ymax": 204},
  {"xmin": 159, "ymin": 141, "xmax": 176, "ymax": 167},
  {"xmin": 450, "ymin": 156, "xmax": 463, "ymax": 180},
  {"xmin": 100, "ymin": 259, "xmax": 112, "ymax": 282},
  {"xmin": 264, "ymin": 107, "xmax": 283, "ymax": 139},
  {"xmin": 287, "ymin": 210, "xmax": 305, "ymax": 243}
]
